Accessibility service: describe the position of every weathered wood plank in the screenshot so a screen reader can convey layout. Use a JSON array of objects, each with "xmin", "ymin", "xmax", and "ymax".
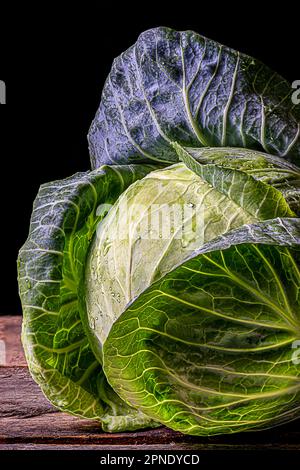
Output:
[
  {"xmin": 0, "ymin": 315, "xmax": 26, "ymax": 366},
  {"xmin": 1, "ymin": 366, "xmax": 300, "ymax": 450},
  {"xmin": 0, "ymin": 316, "xmax": 300, "ymax": 450},
  {"xmin": 1, "ymin": 441, "xmax": 300, "ymax": 451}
]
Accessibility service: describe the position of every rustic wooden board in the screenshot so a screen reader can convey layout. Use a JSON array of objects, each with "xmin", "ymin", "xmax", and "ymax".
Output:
[
  {"xmin": 0, "ymin": 315, "xmax": 26, "ymax": 366},
  {"xmin": 0, "ymin": 316, "xmax": 299, "ymax": 450}
]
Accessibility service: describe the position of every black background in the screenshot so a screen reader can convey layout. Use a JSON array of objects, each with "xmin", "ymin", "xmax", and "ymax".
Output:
[{"xmin": 0, "ymin": 5, "xmax": 299, "ymax": 314}]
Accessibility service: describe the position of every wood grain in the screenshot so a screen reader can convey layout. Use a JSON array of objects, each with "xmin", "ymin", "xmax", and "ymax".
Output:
[
  {"xmin": 0, "ymin": 315, "xmax": 26, "ymax": 366},
  {"xmin": 0, "ymin": 316, "xmax": 299, "ymax": 450}
]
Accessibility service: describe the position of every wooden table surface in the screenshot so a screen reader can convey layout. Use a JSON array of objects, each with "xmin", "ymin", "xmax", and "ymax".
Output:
[{"xmin": 0, "ymin": 316, "xmax": 300, "ymax": 451}]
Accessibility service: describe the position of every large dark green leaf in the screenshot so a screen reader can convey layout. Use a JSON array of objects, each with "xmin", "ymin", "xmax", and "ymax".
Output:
[
  {"xmin": 18, "ymin": 164, "xmax": 159, "ymax": 431},
  {"xmin": 88, "ymin": 27, "xmax": 300, "ymax": 168},
  {"xmin": 103, "ymin": 218, "xmax": 300, "ymax": 436}
]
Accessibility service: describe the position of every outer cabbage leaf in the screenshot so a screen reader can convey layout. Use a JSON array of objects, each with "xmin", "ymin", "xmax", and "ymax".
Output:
[
  {"xmin": 88, "ymin": 27, "xmax": 300, "ymax": 168},
  {"xmin": 173, "ymin": 144, "xmax": 300, "ymax": 216},
  {"xmin": 103, "ymin": 218, "xmax": 300, "ymax": 436},
  {"xmin": 18, "ymin": 164, "xmax": 159, "ymax": 431}
]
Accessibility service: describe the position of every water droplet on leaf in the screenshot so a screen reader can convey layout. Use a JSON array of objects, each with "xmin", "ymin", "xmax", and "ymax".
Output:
[{"xmin": 89, "ymin": 317, "xmax": 95, "ymax": 330}]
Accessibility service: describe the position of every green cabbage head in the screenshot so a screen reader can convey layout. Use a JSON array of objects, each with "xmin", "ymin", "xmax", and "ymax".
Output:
[{"xmin": 18, "ymin": 26, "xmax": 300, "ymax": 436}]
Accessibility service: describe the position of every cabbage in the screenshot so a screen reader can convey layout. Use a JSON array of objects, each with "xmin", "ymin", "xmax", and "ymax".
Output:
[{"xmin": 18, "ymin": 27, "xmax": 300, "ymax": 436}]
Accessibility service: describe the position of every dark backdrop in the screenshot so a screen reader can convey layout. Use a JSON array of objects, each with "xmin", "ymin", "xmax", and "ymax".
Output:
[{"xmin": 0, "ymin": 5, "xmax": 299, "ymax": 314}]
